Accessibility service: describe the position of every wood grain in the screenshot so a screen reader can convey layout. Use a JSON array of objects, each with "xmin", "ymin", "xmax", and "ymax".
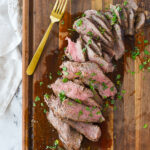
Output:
[{"xmin": 23, "ymin": 0, "xmax": 150, "ymax": 150}]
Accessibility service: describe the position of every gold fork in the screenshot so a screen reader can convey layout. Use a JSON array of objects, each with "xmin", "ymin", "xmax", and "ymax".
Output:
[{"xmin": 26, "ymin": 0, "xmax": 68, "ymax": 75}]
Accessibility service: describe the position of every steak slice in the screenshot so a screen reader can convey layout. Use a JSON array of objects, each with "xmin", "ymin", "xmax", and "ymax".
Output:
[
  {"xmin": 128, "ymin": 8, "xmax": 135, "ymax": 36},
  {"xmin": 51, "ymin": 78, "xmax": 100, "ymax": 107},
  {"xmin": 103, "ymin": 52, "xmax": 113, "ymax": 63},
  {"xmin": 73, "ymin": 17, "xmax": 110, "ymax": 45},
  {"xmin": 60, "ymin": 61, "xmax": 117, "ymax": 98},
  {"xmin": 84, "ymin": 10, "xmax": 112, "ymax": 34},
  {"xmin": 85, "ymin": 44, "xmax": 114, "ymax": 72},
  {"xmin": 65, "ymin": 37, "xmax": 86, "ymax": 62},
  {"xmin": 82, "ymin": 34, "xmax": 102, "ymax": 56},
  {"xmin": 110, "ymin": 4, "xmax": 122, "ymax": 25},
  {"xmin": 135, "ymin": 12, "xmax": 145, "ymax": 32},
  {"xmin": 122, "ymin": 7, "xmax": 129, "ymax": 34},
  {"xmin": 64, "ymin": 119, "xmax": 101, "ymax": 142},
  {"xmin": 47, "ymin": 110, "xmax": 83, "ymax": 150},
  {"xmin": 113, "ymin": 23, "xmax": 125, "ymax": 60},
  {"xmin": 126, "ymin": 1, "xmax": 138, "ymax": 11},
  {"xmin": 45, "ymin": 95, "xmax": 105, "ymax": 123}
]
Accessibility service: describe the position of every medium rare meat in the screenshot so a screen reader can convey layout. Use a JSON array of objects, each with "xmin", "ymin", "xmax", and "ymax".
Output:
[
  {"xmin": 73, "ymin": 17, "xmax": 110, "ymax": 45},
  {"xmin": 64, "ymin": 119, "xmax": 101, "ymax": 141},
  {"xmin": 45, "ymin": 95, "xmax": 105, "ymax": 123},
  {"xmin": 51, "ymin": 78, "xmax": 100, "ymax": 107},
  {"xmin": 60, "ymin": 61, "xmax": 117, "ymax": 98},
  {"xmin": 85, "ymin": 44, "xmax": 114, "ymax": 72},
  {"xmin": 65, "ymin": 37, "xmax": 86, "ymax": 62},
  {"xmin": 84, "ymin": 10, "xmax": 112, "ymax": 34},
  {"xmin": 82, "ymin": 34, "xmax": 102, "ymax": 56},
  {"xmin": 113, "ymin": 24, "xmax": 125, "ymax": 60},
  {"xmin": 103, "ymin": 52, "xmax": 113, "ymax": 63},
  {"xmin": 128, "ymin": 8, "xmax": 135, "ymax": 35},
  {"xmin": 47, "ymin": 110, "xmax": 83, "ymax": 150},
  {"xmin": 135, "ymin": 12, "xmax": 146, "ymax": 32}
]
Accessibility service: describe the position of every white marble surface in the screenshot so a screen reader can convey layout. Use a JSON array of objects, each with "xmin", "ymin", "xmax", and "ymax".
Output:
[{"xmin": 0, "ymin": 83, "xmax": 22, "ymax": 150}]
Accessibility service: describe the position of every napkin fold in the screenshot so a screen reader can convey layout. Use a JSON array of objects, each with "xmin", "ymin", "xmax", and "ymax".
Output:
[{"xmin": 0, "ymin": 0, "xmax": 22, "ymax": 116}]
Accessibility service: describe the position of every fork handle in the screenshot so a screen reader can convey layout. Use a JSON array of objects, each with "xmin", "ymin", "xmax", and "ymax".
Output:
[{"xmin": 26, "ymin": 22, "xmax": 54, "ymax": 75}]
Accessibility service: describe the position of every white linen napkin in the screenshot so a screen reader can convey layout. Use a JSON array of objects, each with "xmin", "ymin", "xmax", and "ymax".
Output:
[{"xmin": 0, "ymin": 0, "xmax": 22, "ymax": 116}]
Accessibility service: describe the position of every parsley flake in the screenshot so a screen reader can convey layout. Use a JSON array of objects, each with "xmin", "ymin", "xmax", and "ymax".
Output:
[
  {"xmin": 76, "ymin": 19, "xmax": 83, "ymax": 27},
  {"xmin": 40, "ymin": 82, "xmax": 43, "ymax": 86},
  {"xmin": 62, "ymin": 78, "xmax": 68, "ymax": 83},
  {"xmin": 35, "ymin": 96, "xmax": 40, "ymax": 102},
  {"xmin": 143, "ymin": 124, "xmax": 148, "ymax": 129},
  {"xmin": 59, "ymin": 91, "xmax": 66, "ymax": 102},
  {"xmin": 75, "ymin": 99, "xmax": 82, "ymax": 104},
  {"xmin": 78, "ymin": 110, "xmax": 83, "ymax": 117}
]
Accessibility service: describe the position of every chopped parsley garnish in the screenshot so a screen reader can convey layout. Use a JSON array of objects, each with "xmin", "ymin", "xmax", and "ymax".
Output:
[
  {"xmin": 44, "ymin": 109, "xmax": 47, "ymax": 113},
  {"xmin": 117, "ymin": 80, "xmax": 121, "ymax": 85},
  {"xmin": 114, "ymin": 106, "xmax": 117, "ymax": 111},
  {"xmin": 122, "ymin": 90, "xmax": 126, "ymax": 94},
  {"xmin": 75, "ymin": 99, "xmax": 82, "ymax": 104},
  {"xmin": 103, "ymin": 96, "xmax": 107, "ymax": 99},
  {"xmin": 144, "ymin": 40, "xmax": 148, "ymax": 44},
  {"xmin": 76, "ymin": 19, "xmax": 83, "ymax": 27},
  {"xmin": 88, "ymin": 39, "xmax": 92, "ymax": 45},
  {"xmin": 57, "ymin": 71, "xmax": 62, "ymax": 76},
  {"xmin": 44, "ymin": 93, "xmax": 50, "ymax": 99},
  {"xmin": 89, "ymin": 113, "xmax": 93, "ymax": 117},
  {"xmin": 78, "ymin": 110, "xmax": 83, "ymax": 117},
  {"xmin": 82, "ymin": 47, "xmax": 86, "ymax": 53},
  {"xmin": 143, "ymin": 124, "xmax": 148, "ymax": 129},
  {"xmin": 75, "ymin": 71, "xmax": 82, "ymax": 76},
  {"xmin": 105, "ymin": 103, "xmax": 109, "ymax": 108},
  {"xmin": 59, "ymin": 91, "xmax": 66, "ymax": 102},
  {"xmin": 62, "ymin": 67, "xmax": 67, "ymax": 71},
  {"xmin": 128, "ymin": 70, "xmax": 135, "ymax": 75},
  {"xmin": 81, "ymin": 13, "xmax": 86, "ymax": 17},
  {"xmin": 33, "ymin": 102, "xmax": 36, "ymax": 107},
  {"xmin": 116, "ymin": 74, "xmax": 121, "ymax": 80},
  {"xmin": 110, "ymin": 87, "xmax": 114, "ymax": 91},
  {"xmin": 49, "ymin": 73, "xmax": 52, "ymax": 80},
  {"xmin": 62, "ymin": 78, "xmax": 68, "ymax": 83},
  {"xmin": 111, "ymin": 99, "xmax": 115, "ymax": 104},
  {"xmin": 64, "ymin": 71, "xmax": 69, "ymax": 76},
  {"xmin": 131, "ymin": 47, "xmax": 140, "ymax": 60},
  {"xmin": 87, "ymin": 31, "xmax": 93, "ymax": 37},
  {"xmin": 96, "ymin": 111, "xmax": 101, "ymax": 115},
  {"xmin": 144, "ymin": 49, "xmax": 150, "ymax": 55},
  {"xmin": 99, "ymin": 27, "xmax": 106, "ymax": 34},
  {"xmin": 117, "ymin": 94, "xmax": 123, "ymax": 100},
  {"xmin": 64, "ymin": 47, "xmax": 67, "ymax": 51},
  {"xmin": 111, "ymin": 11, "xmax": 118, "ymax": 25},
  {"xmin": 40, "ymin": 103, "xmax": 44, "ymax": 107},
  {"xmin": 68, "ymin": 28, "xmax": 76, "ymax": 32},
  {"xmin": 35, "ymin": 96, "xmax": 40, "ymax": 102},
  {"xmin": 91, "ymin": 73, "xmax": 96, "ymax": 76},
  {"xmin": 68, "ymin": 102, "xmax": 73, "ymax": 105},
  {"xmin": 89, "ymin": 83, "xmax": 94, "ymax": 91},
  {"xmin": 139, "ymin": 64, "xmax": 144, "ymax": 70},
  {"xmin": 116, "ymin": 5, "xmax": 122, "ymax": 12},
  {"xmin": 46, "ymin": 139, "xmax": 59, "ymax": 149},
  {"xmin": 124, "ymin": 0, "xmax": 128, "ymax": 6},
  {"xmin": 61, "ymin": 20, "xmax": 64, "ymax": 25},
  {"xmin": 86, "ymin": 107, "xmax": 91, "ymax": 111},
  {"xmin": 100, "ymin": 64, "xmax": 104, "ymax": 67},
  {"xmin": 40, "ymin": 82, "xmax": 43, "ymax": 86},
  {"xmin": 102, "ymin": 82, "xmax": 108, "ymax": 90}
]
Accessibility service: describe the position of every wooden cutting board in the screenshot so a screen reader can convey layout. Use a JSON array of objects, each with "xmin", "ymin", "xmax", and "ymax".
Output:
[{"xmin": 22, "ymin": 0, "xmax": 150, "ymax": 150}]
